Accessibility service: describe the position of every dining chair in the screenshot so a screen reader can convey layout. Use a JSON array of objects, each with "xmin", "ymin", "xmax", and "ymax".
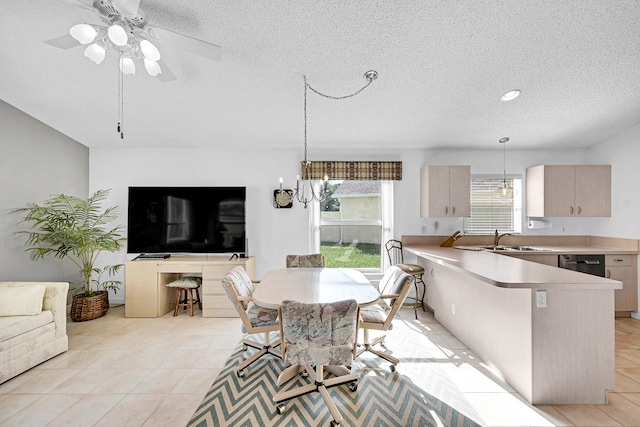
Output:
[
  {"xmin": 273, "ymin": 299, "xmax": 360, "ymax": 427},
  {"xmin": 356, "ymin": 265, "xmax": 414, "ymax": 371},
  {"xmin": 385, "ymin": 239, "xmax": 426, "ymax": 319},
  {"xmin": 222, "ymin": 266, "xmax": 282, "ymax": 378},
  {"xmin": 285, "ymin": 253, "xmax": 326, "ymax": 268}
]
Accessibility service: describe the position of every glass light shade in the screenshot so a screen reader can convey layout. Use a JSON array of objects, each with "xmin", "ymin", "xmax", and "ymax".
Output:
[
  {"xmin": 70, "ymin": 24, "xmax": 97, "ymax": 45},
  {"xmin": 143, "ymin": 58, "xmax": 162, "ymax": 76},
  {"xmin": 119, "ymin": 57, "xmax": 136, "ymax": 75},
  {"xmin": 501, "ymin": 182, "xmax": 510, "ymax": 197},
  {"xmin": 140, "ymin": 40, "xmax": 161, "ymax": 61},
  {"xmin": 84, "ymin": 43, "xmax": 105, "ymax": 64},
  {"xmin": 108, "ymin": 24, "xmax": 128, "ymax": 46}
]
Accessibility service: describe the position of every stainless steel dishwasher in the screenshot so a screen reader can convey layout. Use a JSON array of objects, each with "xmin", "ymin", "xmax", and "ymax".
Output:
[{"xmin": 558, "ymin": 254, "xmax": 605, "ymax": 277}]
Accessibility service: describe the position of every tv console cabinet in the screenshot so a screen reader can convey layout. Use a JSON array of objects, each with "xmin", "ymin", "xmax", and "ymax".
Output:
[{"xmin": 124, "ymin": 256, "xmax": 255, "ymax": 318}]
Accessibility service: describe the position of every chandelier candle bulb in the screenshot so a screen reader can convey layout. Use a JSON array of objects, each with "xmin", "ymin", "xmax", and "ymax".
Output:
[{"xmin": 279, "ymin": 177, "xmax": 283, "ymax": 192}]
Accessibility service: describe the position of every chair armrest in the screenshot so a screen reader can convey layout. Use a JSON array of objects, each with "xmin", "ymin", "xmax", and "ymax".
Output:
[
  {"xmin": 379, "ymin": 293, "xmax": 400, "ymax": 299},
  {"xmin": 237, "ymin": 295, "xmax": 253, "ymax": 302}
]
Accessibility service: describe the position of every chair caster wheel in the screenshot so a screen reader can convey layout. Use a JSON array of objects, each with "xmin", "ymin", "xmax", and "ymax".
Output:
[
  {"xmin": 300, "ymin": 371, "xmax": 309, "ymax": 378},
  {"xmin": 236, "ymin": 369, "xmax": 245, "ymax": 378},
  {"xmin": 330, "ymin": 420, "xmax": 341, "ymax": 427},
  {"xmin": 276, "ymin": 404, "xmax": 286, "ymax": 415},
  {"xmin": 348, "ymin": 382, "xmax": 358, "ymax": 392},
  {"xmin": 390, "ymin": 364, "xmax": 396, "ymax": 372},
  {"xmin": 242, "ymin": 344, "xmax": 248, "ymax": 351}
]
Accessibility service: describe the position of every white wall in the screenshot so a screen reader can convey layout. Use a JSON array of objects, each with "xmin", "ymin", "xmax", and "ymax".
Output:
[
  {"xmin": 0, "ymin": 100, "xmax": 89, "ymax": 284},
  {"xmin": 587, "ymin": 123, "xmax": 640, "ymax": 239}
]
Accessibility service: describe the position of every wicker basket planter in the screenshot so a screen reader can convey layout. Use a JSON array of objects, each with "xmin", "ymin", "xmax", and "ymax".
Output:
[{"xmin": 70, "ymin": 291, "xmax": 109, "ymax": 322}]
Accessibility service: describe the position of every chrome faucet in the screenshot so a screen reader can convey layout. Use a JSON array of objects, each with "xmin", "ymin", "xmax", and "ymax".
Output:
[{"xmin": 494, "ymin": 229, "xmax": 512, "ymax": 247}]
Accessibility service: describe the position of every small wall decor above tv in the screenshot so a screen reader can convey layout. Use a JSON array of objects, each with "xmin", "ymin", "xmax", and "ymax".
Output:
[{"xmin": 127, "ymin": 187, "xmax": 246, "ymax": 255}]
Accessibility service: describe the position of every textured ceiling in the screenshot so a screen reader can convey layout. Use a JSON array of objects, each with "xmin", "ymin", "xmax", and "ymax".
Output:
[{"xmin": 1, "ymin": 0, "xmax": 640, "ymax": 151}]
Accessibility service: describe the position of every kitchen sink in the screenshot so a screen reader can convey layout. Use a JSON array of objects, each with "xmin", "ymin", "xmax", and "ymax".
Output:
[
  {"xmin": 454, "ymin": 245, "xmax": 553, "ymax": 252},
  {"xmin": 482, "ymin": 245, "xmax": 551, "ymax": 252}
]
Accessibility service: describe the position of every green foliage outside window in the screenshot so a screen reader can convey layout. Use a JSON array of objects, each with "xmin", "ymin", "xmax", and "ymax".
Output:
[{"xmin": 321, "ymin": 243, "xmax": 380, "ymax": 268}]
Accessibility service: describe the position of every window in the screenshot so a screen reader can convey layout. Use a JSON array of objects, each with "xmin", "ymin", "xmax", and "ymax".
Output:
[
  {"xmin": 311, "ymin": 180, "xmax": 393, "ymax": 271},
  {"xmin": 463, "ymin": 176, "xmax": 522, "ymax": 235}
]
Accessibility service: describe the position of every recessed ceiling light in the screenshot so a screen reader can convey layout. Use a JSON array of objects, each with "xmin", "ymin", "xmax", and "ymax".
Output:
[{"xmin": 501, "ymin": 89, "xmax": 521, "ymax": 102}]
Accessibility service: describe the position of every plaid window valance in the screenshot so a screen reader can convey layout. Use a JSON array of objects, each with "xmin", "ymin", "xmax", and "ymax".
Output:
[{"xmin": 301, "ymin": 161, "xmax": 402, "ymax": 180}]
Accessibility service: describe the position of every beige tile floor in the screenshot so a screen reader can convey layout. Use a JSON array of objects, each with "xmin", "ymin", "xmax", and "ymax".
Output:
[{"xmin": 0, "ymin": 304, "xmax": 639, "ymax": 426}]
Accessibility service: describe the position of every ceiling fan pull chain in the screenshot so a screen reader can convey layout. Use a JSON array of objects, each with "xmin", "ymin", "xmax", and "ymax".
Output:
[{"xmin": 117, "ymin": 51, "xmax": 124, "ymax": 139}]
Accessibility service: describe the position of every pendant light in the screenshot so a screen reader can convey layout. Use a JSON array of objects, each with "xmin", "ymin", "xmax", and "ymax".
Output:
[{"xmin": 499, "ymin": 137, "xmax": 512, "ymax": 197}]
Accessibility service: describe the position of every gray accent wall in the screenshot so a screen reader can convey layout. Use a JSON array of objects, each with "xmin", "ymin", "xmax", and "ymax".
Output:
[{"xmin": 0, "ymin": 100, "xmax": 89, "ymax": 283}]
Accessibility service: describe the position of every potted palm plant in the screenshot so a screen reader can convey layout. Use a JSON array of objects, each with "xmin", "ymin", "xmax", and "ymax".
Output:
[{"xmin": 12, "ymin": 189, "xmax": 126, "ymax": 321}]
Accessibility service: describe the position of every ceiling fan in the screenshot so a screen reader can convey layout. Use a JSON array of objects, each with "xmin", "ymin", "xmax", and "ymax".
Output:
[{"xmin": 44, "ymin": 0, "xmax": 222, "ymax": 82}]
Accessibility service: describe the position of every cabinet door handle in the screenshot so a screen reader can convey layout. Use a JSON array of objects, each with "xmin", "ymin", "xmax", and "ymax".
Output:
[
  {"xmin": 577, "ymin": 206, "xmax": 582, "ymax": 215},
  {"xmin": 445, "ymin": 206, "xmax": 449, "ymax": 215},
  {"xmin": 613, "ymin": 259, "xmax": 624, "ymax": 263},
  {"xmin": 606, "ymin": 269, "xmax": 611, "ymax": 278},
  {"xmin": 452, "ymin": 206, "xmax": 456, "ymax": 215},
  {"xmin": 570, "ymin": 206, "xmax": 574, "ymax": 215}
]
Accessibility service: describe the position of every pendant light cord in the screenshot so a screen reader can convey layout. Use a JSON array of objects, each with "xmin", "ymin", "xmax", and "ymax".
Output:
[
  {"xmin": 303, "ymin": 72, "xmax": 377, "ymax": 164},
  {"xmin": 294, "ymin": 71, "xmax": 378, "ymax": 207}
]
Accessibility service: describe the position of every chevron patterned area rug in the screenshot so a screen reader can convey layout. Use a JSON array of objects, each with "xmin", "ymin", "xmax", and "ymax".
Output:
[{"xmin": 188, "ymin": 320, "xmax": 484, "ymax": 426}]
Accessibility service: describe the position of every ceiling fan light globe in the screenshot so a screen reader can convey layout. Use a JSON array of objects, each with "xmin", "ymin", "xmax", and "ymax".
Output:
[
  {"xmin": 140, "ymin": 40, "xmax": 161, "ymax": 61},
  {"xmin": 119, "ymin": 57, "xmax": 136, "ymax": 75},
  {"xmin": 84, "ymin": 43, "xmax": 105, "ymax": 64},
  {"xmin": 108, "ymin": 24, "xmax": 128, "ymax": 47},
  {"xmin": 143, "ymin": 58, "xmax": 161, "ymax": 76},
  {"xmin": 70, "ymin": 24, "xmax": 97, "ymax": 44}
]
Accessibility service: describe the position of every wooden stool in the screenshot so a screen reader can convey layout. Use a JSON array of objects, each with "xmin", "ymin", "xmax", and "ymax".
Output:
[{"xmin": 166, "ymin": 277, "xmax": 202, "ymax": 316}]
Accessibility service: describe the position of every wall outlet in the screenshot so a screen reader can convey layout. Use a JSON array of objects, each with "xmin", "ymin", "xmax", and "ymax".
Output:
[
  {"xmin": 536, "ymin": 290, "xmax": 547, "ymax": 308},
  {"xmin": 451, "ymin": 303, "xmax": 456, "ymax": 315},
  {"xmin": 421, "ymin": 225, "xmax": 427, "ymax": 233}
]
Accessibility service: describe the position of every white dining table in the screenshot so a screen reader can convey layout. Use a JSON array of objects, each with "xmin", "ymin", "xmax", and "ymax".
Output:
[
  {"xmin": 252, "ymin": 268, "xmax": 380, "ymax": 309},
  {"xmin": 253, "ymin": 267, "xmax": 380, "ymax": 388}
]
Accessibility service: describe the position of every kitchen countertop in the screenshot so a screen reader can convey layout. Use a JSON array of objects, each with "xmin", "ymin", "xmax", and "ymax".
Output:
[
  {"xmin": 404, "ymin": 245, "xmax": 623, "ymax": 290},
  {"xmin": 402, "ymin": 235, "xmax": 640, "ymax": 255},
  {"xmin": 454, "ymin": 245, "xmax": 638, "ymax": 254}
]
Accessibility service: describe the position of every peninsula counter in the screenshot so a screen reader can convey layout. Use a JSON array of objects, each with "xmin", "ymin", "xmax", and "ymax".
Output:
[{"xmin": 404, "ymin": 245, "xmax": 621, "ymax": 405}]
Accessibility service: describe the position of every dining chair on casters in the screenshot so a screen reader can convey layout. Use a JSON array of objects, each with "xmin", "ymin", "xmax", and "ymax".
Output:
[
  {"xmin": 285, "ymin": 253, "xmax": 325, "ymax": 268},
  {"xmin": 222, "ymin": 266, "xmax": 282, "ymax": 378},
  {"xmin": 273, "ymin": 299, "xmax": 360, "ymax": 427},
  {"xmin": 356, "ymin": 266, "xmax": 414, "ymax": 371},
  {"xmin": 385, "ymin": 239, "xmax": 426, "ymax": 319}
]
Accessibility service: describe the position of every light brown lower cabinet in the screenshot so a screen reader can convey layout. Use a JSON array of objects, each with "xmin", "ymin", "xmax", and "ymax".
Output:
[{"xmin": 605, "ymin": 254, "xmax": 638, "ymax": 315}]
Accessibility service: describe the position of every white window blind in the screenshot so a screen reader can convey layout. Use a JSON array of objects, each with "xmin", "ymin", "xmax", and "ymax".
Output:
[{"xmin": 463, "ymin": 177, "xmax": 522, "ymax": 235}]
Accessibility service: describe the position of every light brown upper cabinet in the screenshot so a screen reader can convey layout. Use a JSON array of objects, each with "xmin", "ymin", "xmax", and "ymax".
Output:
[
  {"xmin": 420, "ymin": 166, "xmax": 470, "ymax": 217},
  {"xmin": 526, "ymin": 165, "xmax": 611, "ymax": 217}
]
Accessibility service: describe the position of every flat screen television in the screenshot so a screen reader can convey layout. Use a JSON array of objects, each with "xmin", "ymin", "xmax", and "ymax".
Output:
[{"xmin": 127, "ymin": 186, "xmax": 246, "ymax": 255}]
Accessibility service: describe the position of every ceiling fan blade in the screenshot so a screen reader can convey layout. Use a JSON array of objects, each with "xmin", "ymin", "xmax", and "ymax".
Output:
[
  {"xmin": 44, "ymin": 34, "xmax": 80, "ymax": 49},
  {"xmin": 156, "ymin": 60, "xmax": 177, "ymax": 82},
  {"xmin": 73, "ymin": 0, "xmax": 95, "ymax": 11},
  {"xmin": 112, "ymin": 0, "xmax": 141, "ymax": 16},
  {"xmin": 147, "ymin": 26, "xmax": 222, "ymax": 61}
]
